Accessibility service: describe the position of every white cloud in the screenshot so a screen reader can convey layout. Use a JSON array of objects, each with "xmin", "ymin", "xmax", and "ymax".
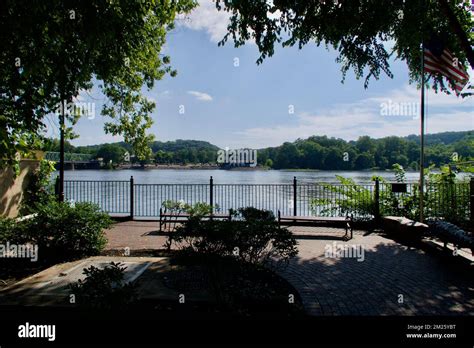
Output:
[
  {"xmin": 178, "ymin": 0, "xmax": 276, "ymax": 44},
  {"xmin": 234, "ymin": 85, "xmax": 474, "ymax": 148},
  {"xmin": 177, "ymin": 0, "xmax": 230, "ymax": 43},
  {"xmin": 188, "ymin": 90, "xmax": 213, "ymax": 102}
]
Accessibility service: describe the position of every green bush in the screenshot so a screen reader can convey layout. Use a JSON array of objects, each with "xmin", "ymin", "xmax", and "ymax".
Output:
[
  {"xmin": 24, "ymin": 201, "xmax": 111, "ymax": 262},
  {"xmin": 235, "ymin": 207, "xmax": 275, "ymax": 222},
  {"xmin": 310, "ymin": 164, "xmax": 471, "ymax": 224},
  {"xmin": 162, "ymin": 200, "xmax": 217, "ymax": 217},
  {"xmin": 170, "ymin": 208, "xmax": 298, "ymax": 268},
  {"xmin": 310, "ymin": 175, "xmax": 378, "ymax": 220},
  {"xmin": 0, "ymin": 217, "xmax": 27, "ymax": 244},
  {"xmin": 69, "ymin": 262, "xmax": 138, "ymax": 309},
  {"xmin": 424, "ymin": 166, "xmax": 471, "ymax": 226}
]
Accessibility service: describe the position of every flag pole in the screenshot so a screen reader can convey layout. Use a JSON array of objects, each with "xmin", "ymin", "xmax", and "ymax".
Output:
[
  {"xmin": 419, "ymin": 39, "xmax": 425, "ymax": 223},
  {"xmin": 59, "ymin": 94, "xmax": 65, "ymax": 203}
]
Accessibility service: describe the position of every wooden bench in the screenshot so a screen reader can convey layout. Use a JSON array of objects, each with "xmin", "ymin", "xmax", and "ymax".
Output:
[
  {"xmin": 159, "ymin": 208, "xmax": 232, "ymax": 232},
  {"xmin": 277, "ymin": 211, "xmax": 354, "ymax": 240}
]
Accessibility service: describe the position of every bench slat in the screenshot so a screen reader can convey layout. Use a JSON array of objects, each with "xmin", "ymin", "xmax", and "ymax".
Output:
[
  {"xmin": 161, "ymin": 213, "xmax": 230, "ymax": 218},
  {"xmin": 279, "ymin": 216, "xmax": 350, "ymax": 222},
  {"xmin": 277, "ymin": 211, "xmax": 353, "ymax": 240}
]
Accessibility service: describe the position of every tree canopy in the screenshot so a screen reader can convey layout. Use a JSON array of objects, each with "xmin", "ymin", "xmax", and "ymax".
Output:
[
  {"xmin": 0, "ymin": 0, "xmax": 197, "ymax": 167},
  {"xmin": 53, "ymin": 130, "xmax": 473, "ymax": 170},
  {"xmin": 216, "ymin": 0, "xmax": 473, "ymax": 93},
  {"xmin": 257, "ymin": 131, "xmax": 474, "ymax": 170}
]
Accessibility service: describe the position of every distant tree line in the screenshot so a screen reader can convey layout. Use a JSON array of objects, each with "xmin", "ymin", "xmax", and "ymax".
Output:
[
  {"xmin": 42, "ymin": 139, "xmax": 219, "ymax": 166},
  {"xmin": 151, "ymin": 140, "xmax": 219, "ymax": 164},
  {"xmin": 42, "ymin": 131, "xmax": 473, "ymax": 170},
  {"xmin": 259, "ymin": 131, "xmax": 473, "ymax": 170}
]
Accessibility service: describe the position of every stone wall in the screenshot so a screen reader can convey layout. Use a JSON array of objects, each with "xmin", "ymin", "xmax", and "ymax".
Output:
[{"xmin": 0, "ymin": 159, "xmax": 41, "ymax": 218}]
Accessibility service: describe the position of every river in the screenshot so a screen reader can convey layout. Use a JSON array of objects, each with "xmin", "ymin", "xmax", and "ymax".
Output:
[{"xmin": 59, "ymin": 169, "xmax": 424, "ymax": 184}]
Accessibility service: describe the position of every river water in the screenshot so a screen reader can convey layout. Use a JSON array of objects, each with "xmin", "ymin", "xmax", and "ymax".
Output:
[{"xmin": 60, "ymin": 169, "xmax": 423, "ymax": 184}]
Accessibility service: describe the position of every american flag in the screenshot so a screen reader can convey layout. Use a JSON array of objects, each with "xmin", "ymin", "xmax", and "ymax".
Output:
[{"xmin": 423, "ymin": 40, "xmax": 470, "ymax": 95}]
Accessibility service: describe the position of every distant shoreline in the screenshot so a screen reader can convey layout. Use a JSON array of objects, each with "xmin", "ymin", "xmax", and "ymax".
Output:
[
  {"xmin": 63, "ymin": 165, "xmax": 440, "ymax": 173},
  {"xmin": 115, "ymin": 164, "xmax": 269, "ymax": 171}
]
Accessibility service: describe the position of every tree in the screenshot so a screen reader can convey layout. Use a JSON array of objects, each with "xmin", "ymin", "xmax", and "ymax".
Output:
[
  {"xmin": 324, "ymin": 147, "xmax": 344, "ymax": 170},
  {"xmin": 274, "ymin": 142, "xmax": 300, "ymax": 169},
  {"xmin": 264, "ymin": 158, "xmax": 274, "ymax": 168},
  {"xmin": 0, "ymin": 0, "xmax": 197, "ymax": 167},
  {"xmin": 453, "ymin": 135, "xmax": 474, "ymax": 158},
  {"xmin": 155, "ymin": 150, "xmax": 167, "ymax": 164},
  {"xmin": 340, "ymin": 147, "xmax": 357, "ymax": 170},
  {"xmin": 356, "ymin": 136, "xmax": 376, "ymax": 154},
  {"xmin": 297, "ymin": 140, "xmax": 326, "ymax": 169},
  {"xmin": 42, "ymin": 138, "xmax": 75, "ymax": 153},
  {"xmin": 96, "ymin": 144, "xmax": 126, "ymax": 166},
  {"xmin": 216, "ymin": 0, "xmax": 473, "ymax": 94}
]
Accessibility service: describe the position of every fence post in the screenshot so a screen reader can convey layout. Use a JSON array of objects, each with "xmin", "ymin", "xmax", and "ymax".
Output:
[
  {"xmin": 374, "ymin": 178, "xmax": 380, "ymax": 225},
  {"xmin": 55, "ymin": 176, "xmax": 60, "ymax": 200},
  {"xmin": 293, "ymin": 176, "xmax": 297, "ymax": 216},
  {"xmin": 470, "ymin": 177, "xmax": 474, "ymax": 228},
  {"xmin": 210, "ymin": 176, "xmax": 214, "ymax": 213},
  {"xmin": 130, "ymin": 176, "xmax": 134, "ymax": 220}
]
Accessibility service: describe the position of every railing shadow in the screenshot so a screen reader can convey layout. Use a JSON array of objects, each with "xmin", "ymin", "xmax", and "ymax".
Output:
[{"xmin": 277, "ymin": 238, "xmax": 474, "ymax": 316}]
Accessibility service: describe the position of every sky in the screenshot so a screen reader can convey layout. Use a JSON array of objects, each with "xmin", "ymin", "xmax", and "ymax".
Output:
[{"xmin": 45, "ymin": 0, "xmax": 474, "ymax": 149}]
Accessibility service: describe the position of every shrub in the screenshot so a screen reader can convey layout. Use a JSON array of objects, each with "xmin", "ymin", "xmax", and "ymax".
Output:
[
  {"xmin": 186, "ymin": 202, "xmax": 214, "ymax": 217},
  {"xmin": 0, "ymin": 217, "xmax": 27, "ymax": 244},
  {"xmin": 162, "ymin": 200, "xmax": 217, "ymax": 217},
  {"xmin": 424, "ymin": 166, "xmax": 471, "ymax": 226},
  {"xmin": 235, "ymin": 207, "xmax": 275, "ymax": 222},
  {"xmin": 310, "ymin": 164, "xmax": 471, "ymax": 224},
  {"xmin": 0, "ymin": 217, "xmax": 40, "ymax": 282},
  {"xmin": 169, "ymin": 208, "xmax": 298, "ymax": 268},
  {"xmin": 24, "ymin": 200, "xmax": 111, "ymax": 262},
  {"xmin": 69, "ymin": 262, "xmax": 138, "ymax": 309},
  {"xmin": 310, "ymin": 175, "xmax": 378, "ymax": 220}
]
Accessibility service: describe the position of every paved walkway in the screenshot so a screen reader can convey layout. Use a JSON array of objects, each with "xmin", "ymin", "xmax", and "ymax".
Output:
[
  {"xmin": 104, "ymin": 221, "xmax": 474, "ymax": 316},
  {"xmin": 104, "ymin": 220, "xmax": 169, "ymax": 251},
  {"xmin": 279, "ymin": 227, "xmax": 473, "ymax": 316}
]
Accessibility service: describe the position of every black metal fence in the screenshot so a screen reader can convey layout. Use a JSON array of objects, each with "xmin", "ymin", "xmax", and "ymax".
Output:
[
  {"xmin": 60, "ymin": 176, "xmax": 473, "ymax": 223},
  {"xmin": 64, "ymin": 180, "xmax": 131, "ymax": 214}
]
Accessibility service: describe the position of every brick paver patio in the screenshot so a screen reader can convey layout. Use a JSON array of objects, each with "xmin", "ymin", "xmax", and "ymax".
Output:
[
  {"xmin": 104, "ymin": 221, "xmax": 474, "ymax": 316},
  {"xmin": 104, "ymin": 220, "xmax": 169, "ymax": 251}
]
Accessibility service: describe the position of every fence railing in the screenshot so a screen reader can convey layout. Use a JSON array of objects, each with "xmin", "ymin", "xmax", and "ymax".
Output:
[
  {"xmin": 45, "ymin": 152, "xmax": 93, "ymax": 162},
  {"xmin": 59, "ymin": 176, "xmax": 473, "ymax": 224},
  {"xmin": 64, "ymin": 180, "xmax": 130, "ymax": 214}
]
